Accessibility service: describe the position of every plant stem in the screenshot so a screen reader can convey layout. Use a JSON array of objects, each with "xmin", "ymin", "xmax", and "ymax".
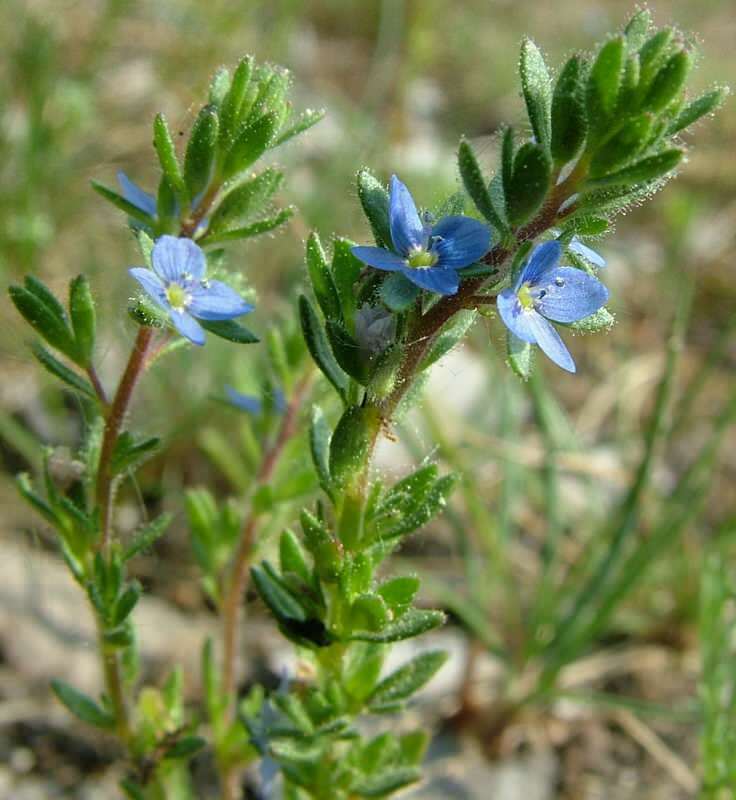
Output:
[
  {"xmin": 96, "ymin": 614, "xmax": 132, "ymax": 743},
  {"xmin": 86, "ymin": 364, "xmax": 109, "ymax": 407},
  {"xmin": 220, "ymin": 370, "xmax": 314, "ymax": 700},
  {"xmin": 218, "ymin": 370, "xmax": 313, "ymax": 800},
  {"xmin": 95, "ymin": 326, "xmax": 154, "ymax": 553}
]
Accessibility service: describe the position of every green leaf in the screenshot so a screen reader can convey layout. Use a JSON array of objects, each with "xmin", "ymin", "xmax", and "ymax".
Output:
[
  {"xmin": 377, "ymin": 576, "xmax": 419, "ymax": 614},
  {"xmin": 326, "ymin": 321, "xmax": 369, "ymax": 384},
  {"xmin": 588, "ymin": 148, "xmax": 683, "ymax": 187},
  {"xmin": 111, "ymin": 432, "xmax": 160, "ymax": 475},
  {"xmin": 306, "ymin": 231, "xmax": 341, "ymax": 320},
  {"xmin": 31, "ymin": 343, "xmax": 96, "ymax": 398},
  {"xmin": 368, "ymin": 650, "xmax": 448, "ymax": 710},
  {"xmin": 10, "ymin": 283, "xmax": 77, "ymax": 361},
  {"xmin": 350, "ymin": 609, "xmax": 445, "ymax": 643},
  {"xmin": 420, "ymin": 310, "xmax": 477, "ymax": 370},
  {"xmin": 123, "ymin": 513, "xmax": 173, "ymax": 561},
  {"xmin": 275, "ymin": 108, "xmax": 325, "ymax": 146},
  {"xmin": 350, "ymin": 594, "xmax": 391, "ymax": 632},
  {"xmin": 624, "ymin": 9, "xmax": 652, "ymax": 51},
  {"xmin": 505, "ymin": 142, "xmax": 551, "ymax": 226},
  {"xmin": 208, "ymin": 168, "xmax": 284, "ymax": 235},
  {"xmin": 219, "ymin": 56, "xmax": 254, "ymax": 147},
  {"xmin": 329, "ymin": 405, "xmax": 383, "ymax": 491},
  {"xmin": 25, "ymin": 275, "xmax": 68, "ymax": 322},
  {"xmin": 279, "ymin": 529, "xmax": 312, "ymax": 585},
  {"xmin": 357, "ymin": 169, "xmax": 392, "ymax": 248},
  {"xmin": 567, "ymin": 306, "xmax": 615, "ymax": 333},
  {"xmin": 309, "ymin": 405, "xmax": 333, "ymax": 495},
  {"xmin": 209, "ymin": 67, "xmax": 231, "ymax": 107},
  {"xmin": 507, "ymin": 331, "xmax": 533, "ymax": 379},
  {"xmin": 153, "ymin": 113, "xmax": 185, "ymax": 195},
  {"xmin": 457, "ymin": 139, "xmax": 506, "ymax": 230},
  {"xmin": 120, "ymin": 779, "xmax": 146, "ymax": 800},
  {"xmin": 343, "ymin": 643, "xmax": 385, "ymax": 702},
  {"xmin": 667, "ymin": 87, "xmax": 729, "ymax": 135},
  {"xmin": 201, "ymin": 208, "xmax": 293, "ymax": 244},
  {"xmin": 184, "ymin": 104, "xmax": 219, "ymax": 201},
  {"xmin": 90, "ymin": 181, "xmax": 154, "ymax": 225},
  {"xmin": 164, "ymin": 736, "xmax": 207, "ymax": 760},
  {"xmin": 353, "ymin": 767, "xmax": 421, "ymax": 798},
  {"xmin": 520, "ymin": 38, "xmax": 552, "ymax": 152},
  {"xmin": 331, "ymin": 238, "xmax": 363, "ymax": 331},
  {"xmin": 638, "ymin": 29, "xmax": 674, "ymax": 91},
  {"xmin": 379, "ymin": 272, "xmax": 420, "ymax": 312},
  {"xmin": 251, "ymin": 562, "xmax": 307, "ymax": 622},
  {"xmin": 551, "ymin": 54, "xmax": 587, "ymax": 165},
  {"xmin": 17, "ymin": 472, "xmax": 60, "ymax": 527},
  {"xmin": 299, "ymin": 295, "xmax": 349, "ymax": 402},
  {"xmin": 644, "ymin": 49, "xmax": 692, "ymax": 112},
  {"xmin": 561, "ymin": 215, "xmax": 609, "ymax": 237},
  {"xmin": 199, "ymin": 318, "xmax": 259, "ymax": 343},
  {"xmin": 589, "ymin": 113, "xmax": 654, "ymax": 178},
  {"xmin": 586, "ymin": 37, "xmax": 626, "ymax": 137},
  {"xmin": 113, "ymin": 582, "xmax": 141, "ymax": 626},
  {"xmin": 51, "ymin": 680, "xmax": 115, "ymax": 728},
  {"xmin": 223, "ymin": 112, "xmax": 278, "ymax": 179}
]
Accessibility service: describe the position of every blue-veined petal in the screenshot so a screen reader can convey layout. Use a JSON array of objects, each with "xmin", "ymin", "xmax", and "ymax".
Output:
[
  {"xmin": 497, "ymin": 289, "xmax": 539, "ymax": 343},
  {"xmin": 533, "ymin": 267, "xmax": 609, "ymax": 323},
  {"xmin": 569, "ymin": 237, "xmax": 606, "ymax": 268},
  {"xmin": 526, "ymin": 312, "xmax": 576, "ymax": 372},
  {"xmin": 389, "ymin": 175, "xmax": 425, "ymax": 255},
  {"xmin": 400, "ymin": 266, "xmax": 459, "ymax": 295},
  {"xmin": 188, "ymin": 280, "xmax": 253, "ymax": 320},
  {"xmin": 117, "ymin": 171, "xmax": 157, "ymax": 217},
  {"xmin": 431, "ymin": 215, "xmax": 491, "ymax": 268},
  {"xmin": 522, "ymin": 241, "xmax": 562, "ymax": 285},
  {"xmin": 169, "ymin": 309, "xmax": 206, "ymax": 346},
  {"xmin": 129, "ymin": 267, "xmax": 168, "ymax": 309},
  {"xmin": 351, "ymin": 246, "xmax": 407, "ymax": 272},
  {"xmin": 152, "ymin": 236, "xmax": 207, "ymax": 282},
  {"xmin": 225, "ymin": 385, "xmax": 263, "ymax": 414}
]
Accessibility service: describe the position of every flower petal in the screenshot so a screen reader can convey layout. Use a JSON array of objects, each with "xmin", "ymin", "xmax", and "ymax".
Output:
[
  {"xmin": 534, "ymin": 267, "xmax": 609, "ymax": 323},
  {"xmin": 225, "ymin": 385, "xmax": 263, "ymax": 414},
  {"xmin": 129, "ymin": 267, "xmax": 168, "ymax": 309},
  {"xmin": 389, "ymin": 175, "xmax": 424, "ymax": 255},
  {"xmin": 569, "ymin": 237, "xmax": 606, "ymax": 268},
  {"xmin": 522, "ymin": 241, "xmax": 562, "ymax": 285},
  {"xmin": 497, "ymin": 289, "xmax": 539, "ymax": 343},
  {"xmin": 152, "ymin": 236, "xmax": 207, "ymax": 282},
  {"xmin": 169, "ymin": 310, "xmax": 206, "ymax": 346},
  {"xmin": 117, "ymin": 171, "xmax": 157, "ymax": 217},
  {"xmin": 188, "ymin": 280, "xmax": 253, "ymax": 320},
  {"xmin": 351, "ymin": 246, "xmax": 407, "ymax": 272},
  {"xmin": 526, "ymin": 313, "xmax": 576, "ymax": 372},
  {"xmin": 431, "ymin": 215, "xmax": 491, "ymax": 268},
  {"xmin": 400, "ymin": 266, "xmax": 459, "ymax": 295}
]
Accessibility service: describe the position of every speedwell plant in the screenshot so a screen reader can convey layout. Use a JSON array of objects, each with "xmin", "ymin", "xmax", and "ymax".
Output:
[{"xmin": 8, "ymin": 10, "xmax": 728, "ymax": 799}]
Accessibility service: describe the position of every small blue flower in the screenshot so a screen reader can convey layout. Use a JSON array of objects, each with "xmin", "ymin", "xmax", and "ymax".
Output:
[
  {"xmin": 129, "ymin": 235, "xmax": 252, "ymax": 346},
  {"xmin": 352, "ymin": 175, "xmax": 491, "ymax": 296},
  {"xmin": 118, "ymin": 171, "xmax": 157, "ymax": 217},
  {"xmin": 497, "ymin": 241, "xmax": 609, "ymax": 373},
  {"xmin": 569, "ymin": 236, "xmax": 606, "ymax": 268},
  {"xmin": 225, "ymin": 385, "xmax": 286, "ymax": 415}
]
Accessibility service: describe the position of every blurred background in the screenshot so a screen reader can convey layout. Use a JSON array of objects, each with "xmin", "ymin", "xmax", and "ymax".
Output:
[{"xmin": 1, "ymin": 0, "xmax": 734, "ymax": 797}]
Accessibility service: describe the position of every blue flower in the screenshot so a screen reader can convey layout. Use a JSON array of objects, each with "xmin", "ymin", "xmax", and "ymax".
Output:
[
  {"xmin": 118, "ymin": 171, "xmax": 157, "ymax": 217},
  {"xmin": 225, "ymin": 385, "xmax": 286, "ymax": 415},
  {"xmin": 352, "ymin": 175, "xmax": 491, "ymax": 296},
  {"xmin": 129, "ymin": 236, "xmax": 252, "ymax": 346},
  {"xmin": 497, "ymin": 241, "xmax": 609, "ymax": 373},
  {"xmin": 569, "ymin": 236, "xmax": 606, "ymax": 268}
]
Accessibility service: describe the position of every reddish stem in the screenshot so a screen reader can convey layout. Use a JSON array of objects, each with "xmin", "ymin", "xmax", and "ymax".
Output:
[{"xmin": 95, "ymin": 326, "xmax": 154, "ymax": 552}]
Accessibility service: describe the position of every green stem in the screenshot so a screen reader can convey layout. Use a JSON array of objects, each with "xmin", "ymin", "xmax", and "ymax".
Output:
[{"xmin": 96, "ymin": 615, "xmax": 132, "ymax": 743}]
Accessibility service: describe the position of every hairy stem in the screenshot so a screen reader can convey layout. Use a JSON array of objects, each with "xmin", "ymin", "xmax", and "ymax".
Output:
[
  {"xmin": 96, "ymin": 326, "xmax": 155, "ymax": 553},
  {"xmin": 220, "ymin": 370, "xmax": 314, "ymax": 699}
]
